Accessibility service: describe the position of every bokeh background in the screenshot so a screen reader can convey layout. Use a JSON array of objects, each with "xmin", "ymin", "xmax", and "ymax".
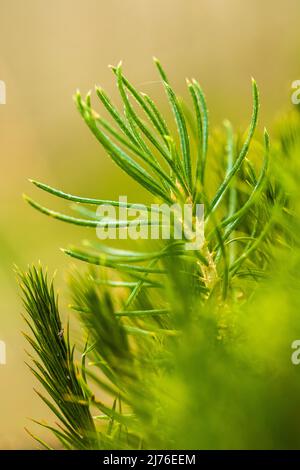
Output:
[{"xmin": 0, "ymin": 0, "xmax": 299, "ymax": 449}]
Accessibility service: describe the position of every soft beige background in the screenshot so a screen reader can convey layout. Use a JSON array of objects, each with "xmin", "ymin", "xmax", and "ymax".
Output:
[{"xmin": 0, "ymin": 0, "xmax": 299, "ymax": 449}]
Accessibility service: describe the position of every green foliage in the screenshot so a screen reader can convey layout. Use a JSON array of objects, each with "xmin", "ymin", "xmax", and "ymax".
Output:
[
  {"xmin": 19, "ymin": 59, "xmax": 300, "ymax": 449},
  {"xmin": 18, "ymin": 266, "xmax": 97, "ymax": 449}
]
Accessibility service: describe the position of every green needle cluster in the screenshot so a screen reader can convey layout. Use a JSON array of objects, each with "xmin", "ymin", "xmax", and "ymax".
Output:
[{"xmin": 18, "ymin": 59, "xmax": 300, "ymax": 449}]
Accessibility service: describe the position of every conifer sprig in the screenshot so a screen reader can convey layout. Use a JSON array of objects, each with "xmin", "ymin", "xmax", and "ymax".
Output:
[{"xmin": 19, "ymin": 60, "xmax": 296, "ymax": 449}]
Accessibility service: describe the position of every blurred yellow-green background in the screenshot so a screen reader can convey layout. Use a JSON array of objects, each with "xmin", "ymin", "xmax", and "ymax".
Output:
[{"xmin": 0, "ymin": 0, "xmax": 299, "ymax": 449}]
